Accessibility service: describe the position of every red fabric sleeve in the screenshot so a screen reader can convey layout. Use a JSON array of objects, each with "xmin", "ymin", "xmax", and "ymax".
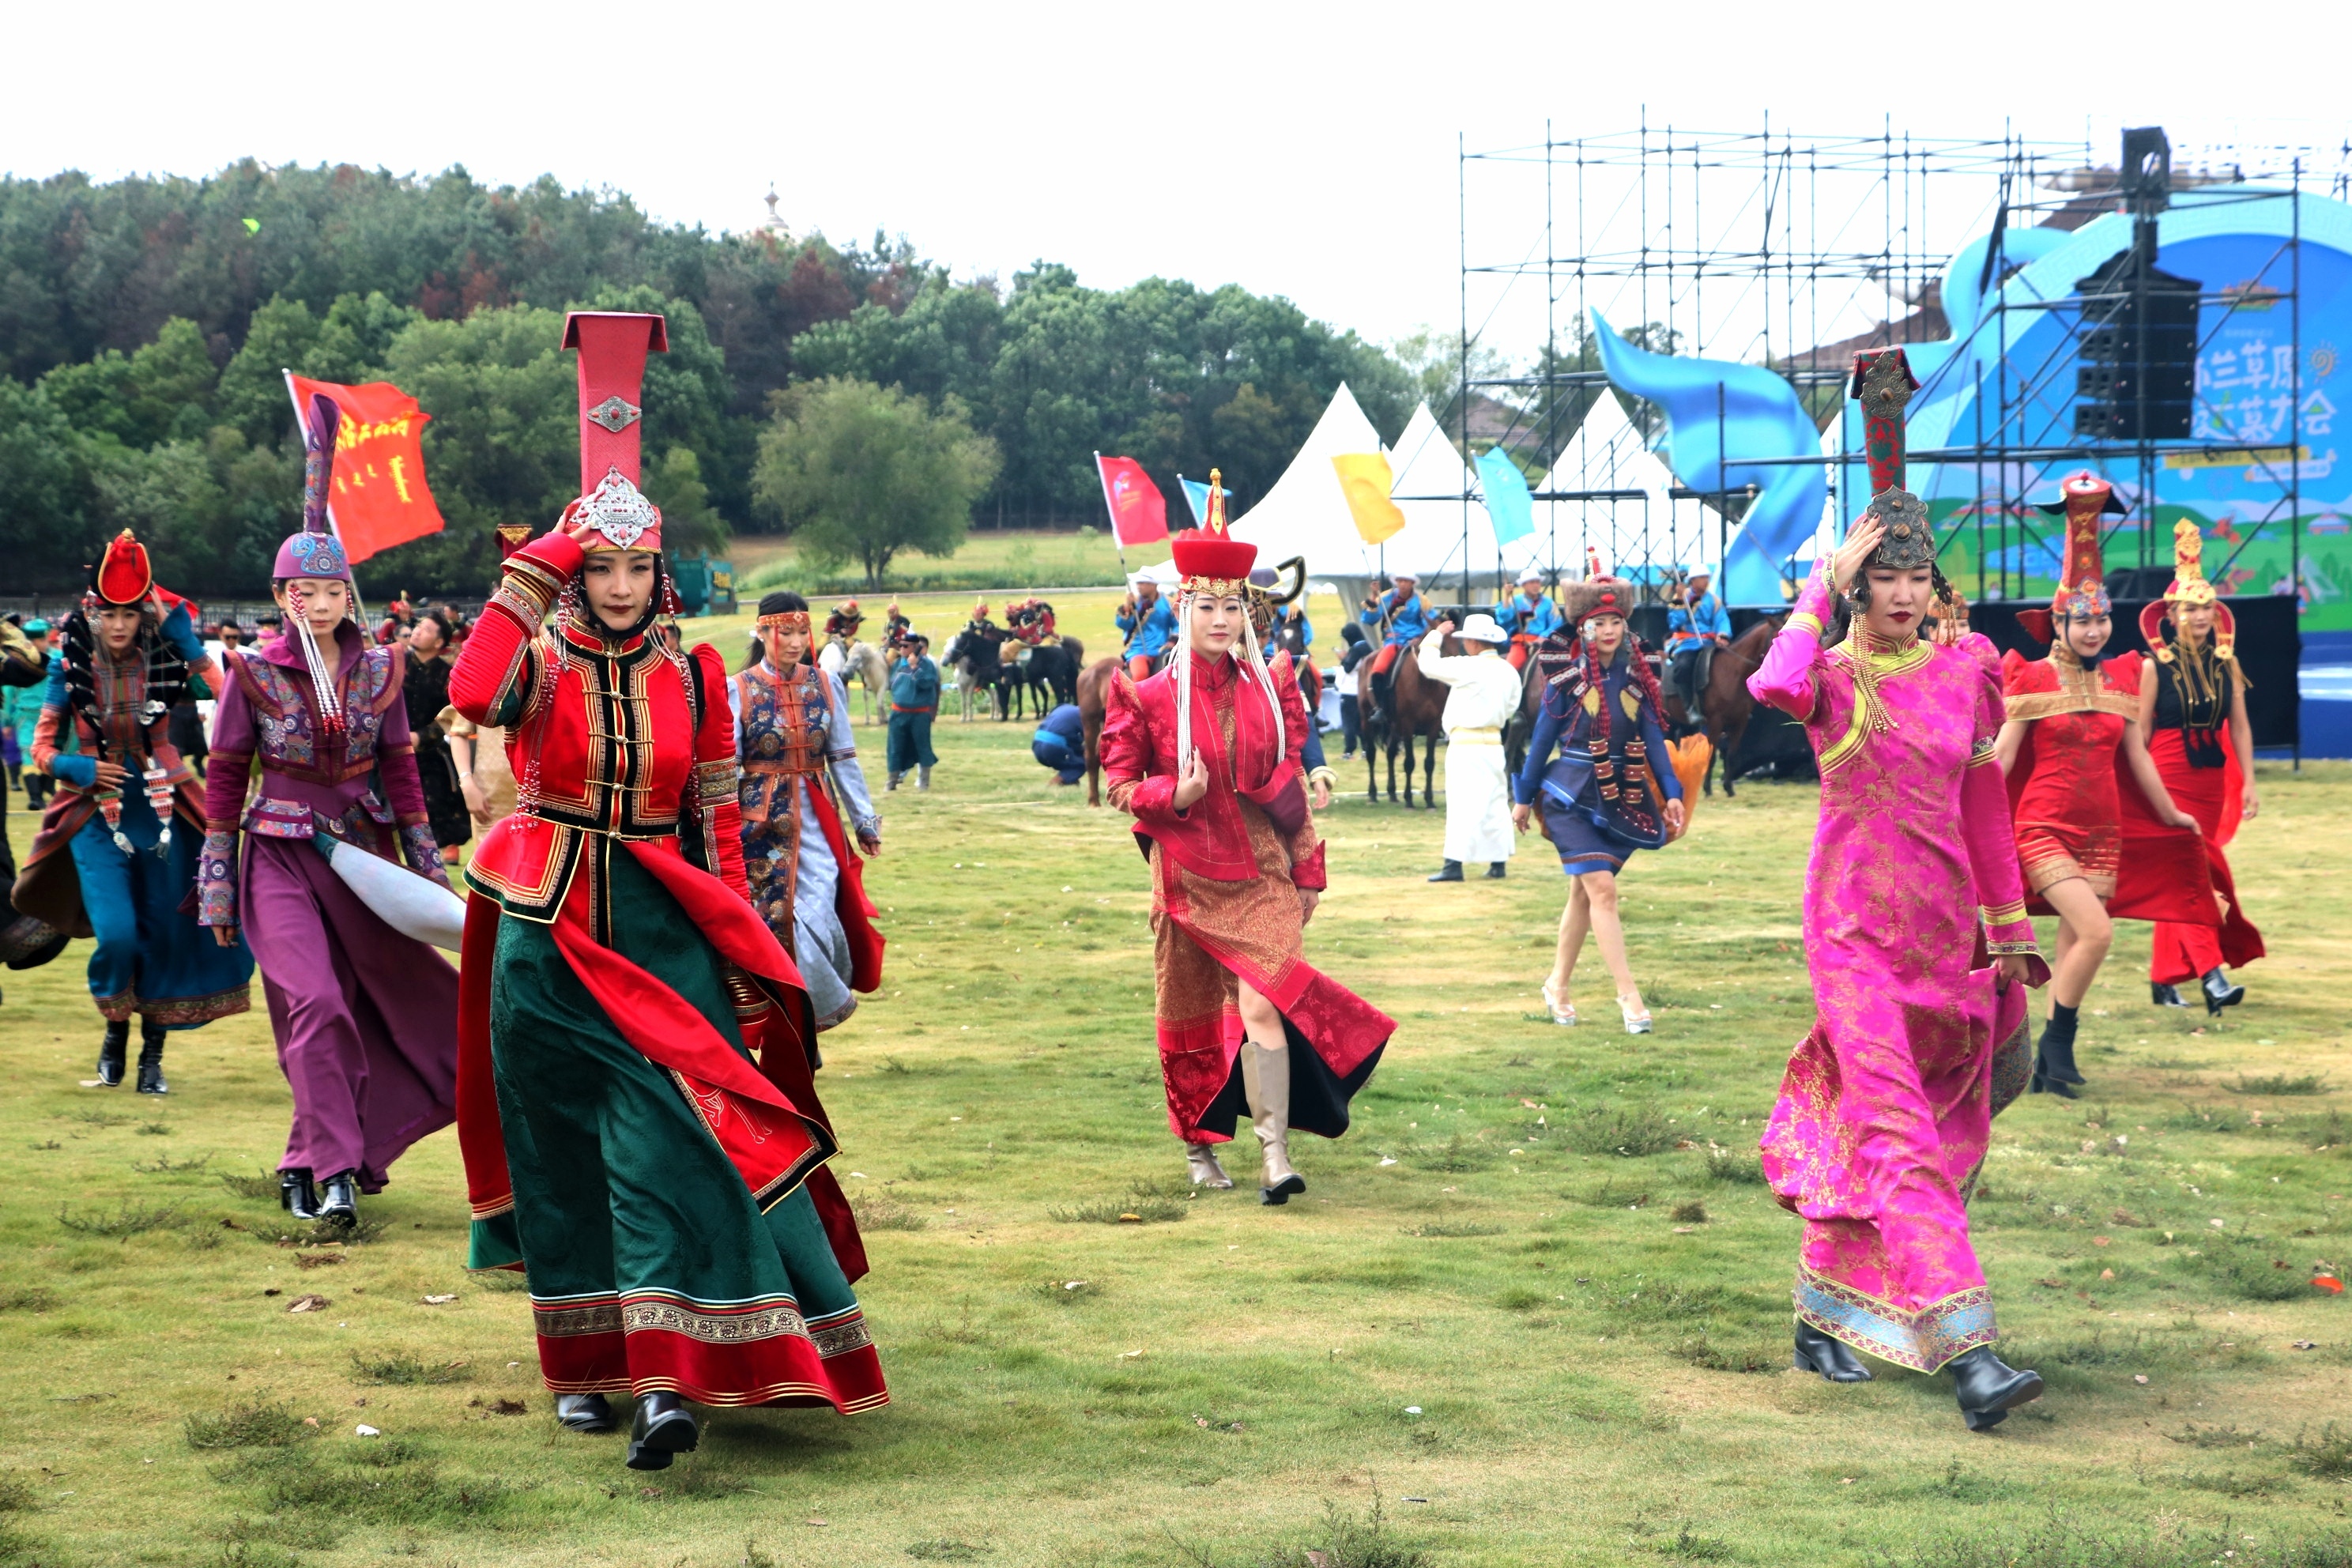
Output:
[
  {"xmin": 1102, "ymin": 671, "xmax": 1180, "ymax": 824},
  {"xmin": 692, "ymin": 643, "xmax": 752, "ymax": 901},
  {"xmin": 450, "ymin": 532, "xmax": 579, "ymax": 725}
]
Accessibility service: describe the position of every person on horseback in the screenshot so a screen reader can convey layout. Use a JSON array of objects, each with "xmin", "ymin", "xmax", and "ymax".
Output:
[
  {"xmin": 1361, "ymin": 571, "xmax": 1430, "ymax": 710},
  {"xmin": 882, "ymin": 598, "xmax": 913, "ymax": 657},
  {"xmin": 824, "ymin": 598, "xmax": 865, "ymax": 644},
  {"xmin": 1510, "ymin": 579, "xmax": 1684, "ymax": 1033},
  {"xmin": 1115, "ymin": 575, "xmax": 1176, "ymax": 680},
  {"xmin": 965, "ymin": 598, "xmax": 995, "ymax": 640},
  {"xmin": 1491, "ymin": 565, "xmax": 1564, "ymax": 670},
  {"xmin": 1666, "ymin": 564, "xmax": 1730, "ymax": 724},
  {"xmin": 1417, "ymin": 612, "xmax": 1520, "ymax": 882},
  {"xmin": 1102, "ymin": 471, "xmax": 1389, "ymax": 1206}
]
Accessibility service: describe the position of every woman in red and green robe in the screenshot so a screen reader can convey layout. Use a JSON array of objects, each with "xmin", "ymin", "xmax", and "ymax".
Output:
[{"xmin": 450, "ymin": 513, "xmax": 884, "ymax": 1471}]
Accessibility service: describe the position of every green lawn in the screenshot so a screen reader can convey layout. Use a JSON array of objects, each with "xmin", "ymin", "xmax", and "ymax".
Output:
[
  {"xmin": 2, "ymin": 683, "xmax": 2348, "ymax": 1566},
  {"xmin": 729, "ymin": 529, "xmax": 1137, "ymax": 599}
]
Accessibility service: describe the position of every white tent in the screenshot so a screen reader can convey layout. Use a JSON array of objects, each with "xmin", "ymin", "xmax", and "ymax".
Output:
[
  {"xmin": 1374, "ymin": 404, "xmax": 1498, "ymax": 590},
  {"xmin": 1513, "ymin": 393, "xmax": 1715, "ymax": 582},
  {"xmin": 1227, "ymin": 383, "xmax": 1388, "ymax": 581}
]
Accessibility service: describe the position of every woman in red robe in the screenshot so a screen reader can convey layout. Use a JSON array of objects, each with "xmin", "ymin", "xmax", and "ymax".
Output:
[
  {"xmin": 450, "ymin": 311, "xmax": 881, "ymax": 1472},
  {"xmin": 1101, "ymin": 473, "xmax": 1392, "ymax": 1204},
  {"xmin": 1997, "ymin": 473, "xmax": 2202, "ymax": 1098},
  {"xmin": 2139, "ymin": 518, "xmax": 2265, "ymax": 1013}
]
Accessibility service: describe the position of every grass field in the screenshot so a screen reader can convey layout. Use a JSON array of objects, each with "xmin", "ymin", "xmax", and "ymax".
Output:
[
  {"xmin": 728, "ymin": 530, "xmax": 1136, "ymax": 600},
  {"xmin": 2, "ymin": 635, "xmax": 2348, "ymax": 1567}
]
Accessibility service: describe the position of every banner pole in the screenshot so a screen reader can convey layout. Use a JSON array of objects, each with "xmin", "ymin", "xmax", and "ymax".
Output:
[{"xmin": 1095, "ymin": 451, "xmax": 1132, "ymax": 582}]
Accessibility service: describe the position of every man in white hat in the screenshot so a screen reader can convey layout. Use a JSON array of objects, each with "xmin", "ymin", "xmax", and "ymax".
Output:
[
  {"xmin": 1415, "ymin": 613, "xmax": 1521, "ymax": 881},
  {"xmin": 1491, "ymin": 565, "xmax": 1565, "ymax": 669},
  {"xmin": 1665, "ymin": 563, "xmax": 1731, "ymax": 721}
]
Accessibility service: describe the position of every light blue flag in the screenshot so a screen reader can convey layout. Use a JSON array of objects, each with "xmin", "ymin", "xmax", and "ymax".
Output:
[
  {"xmin": 1178, "ymin": 475, "xmax": 1226, "ymax": 527},
  {"xmin": 1476, "ymin": 448, "xmax": 1535, "ymax": 545}
]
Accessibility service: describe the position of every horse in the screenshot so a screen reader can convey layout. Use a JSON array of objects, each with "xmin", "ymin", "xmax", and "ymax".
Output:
[
  {"xmin": 818, "ymin": 635, "xmax": 889, "ymax": 726},
  {"xmin": 942, "ymin": 627, "xmax": 1004, "ymax": 722},
  {"xmin": 1359, "ymin": 620, "xmax": 1449, "ymax": 808},
  {"xmin": 1074, "ymin": 654, "xmax": 1124, "ymax": 806},
  {"xmin": 1016, "ymin": 637, "xmax": 1084, "ymax": 717},
  {"xmin": 1658, "ymin": 615, "xmax": 1782, "ymax": 797}
]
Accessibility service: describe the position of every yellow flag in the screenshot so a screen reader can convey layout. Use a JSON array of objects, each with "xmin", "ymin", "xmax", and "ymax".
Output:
[{"xmin": 1331, "ymin": 452, "xmax": 1406, "ymax": 544}]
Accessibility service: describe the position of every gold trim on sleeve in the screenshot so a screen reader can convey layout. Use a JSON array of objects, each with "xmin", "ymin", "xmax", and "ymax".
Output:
[
  {"xmin": 1788, "ymin": 610, "xmax": 1824, "ymax": 637},
  {"xmin": 1980, "ymin": 900, "xmax": 2027, "ymax": 925}
]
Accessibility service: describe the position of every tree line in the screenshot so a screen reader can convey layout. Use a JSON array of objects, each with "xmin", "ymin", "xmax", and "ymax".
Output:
[{"xmin": 0, "ymin": 162, "xmax": 1420, "ymax": 594}]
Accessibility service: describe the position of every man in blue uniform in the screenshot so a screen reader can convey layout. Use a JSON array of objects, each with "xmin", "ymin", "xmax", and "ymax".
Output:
[
  {"xmin": 1665, "ymin": 563, "xmax": 1732, "ymax": 722},
  {"xmin": 886, "ymin": 633, "xmax": 940, "ymax": 792},
  {"xmin": 1115, "ymin": 576, "xmax": 1177, "ymax": 680},
  {"xmin": 1491, "ymin": 567, "xmax": 1564, "ymax": 669}
]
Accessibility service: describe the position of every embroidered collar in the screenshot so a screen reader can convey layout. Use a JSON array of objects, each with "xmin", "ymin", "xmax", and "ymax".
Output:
[
  {"xmin": 560, "ymin": 618, "xmax": 647, "ymax": 658},
  {"xmin": 1187, "ymin": 649, "xmax": 1237, "ymax": 689}
]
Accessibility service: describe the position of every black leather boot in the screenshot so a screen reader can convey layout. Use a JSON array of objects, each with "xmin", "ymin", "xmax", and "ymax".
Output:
[
  {"xmin": 317, "ymin": 1170, "xmax": 360, "ymax": 1228},
  {"xmin": 2151, "ymin": 982, "xmax": 2188, "ymax": 1008},
  {"xmin": 626, "ymin": 1391, "xmax": 699, "ymax": 1470},
  {"xmin": 134, "ymin": 1021, "xmax": 168, "ymax": 1095},
  {"xmin": 2201, "ymin": 967, "xmax": 2245, "ymax": 1015},
  {"xmin": 2030, "ymin": 1006, "xmax": 2084, "ymax": 1098},
  {"xmin": 1427, "ymin": 860, "xmax": 1464, "ymax": 883},
  {"xmin": 1948, "ymin": 1344, "xmax": 2042, "ymax": 1431},
  {"xmin": 1486, "ymin": 861, "xmax": 1507, "ymax": 879},
  {"xmin": 95, "ymin": 1020, "xmax": 129, "ymax": 1087},
  {"xmin": 556, "ymin": 1393, "xmax": 616, "ymax": 1433},
  {"xmin": 1792, "ymin": 1321, "xmax": 1873, "ymax": 1383},
  {"xmin": 280, "ymin": 1170, "xmax": 320, "ymax": 1222}
]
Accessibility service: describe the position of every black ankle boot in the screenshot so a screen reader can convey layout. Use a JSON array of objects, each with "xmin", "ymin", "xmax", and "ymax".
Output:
[
  {"xmin": 135, "ymin": 1022, "xmax": 168, "ymax": 1095},
  {"xmin": 1948, "ymin": 1344, "xmax": 2042, "ymax": 1431},
  {"xmin": 1486, "ymin": 861, "xmax": 1507, "ymax": 880},
  {"xmin": 280, "ymin": 1170, "xmax": 321, "ymax": 1222},
  {"xmin": 317, "ymin": 1170, "xmax": 360, "ymax": 1228},
  {"xmin": 2030, "ymin": 1006, "xmax": 2084, "ymax": 1098},
  {"xmin": 1792, "ymin": 1321, "xmax": 1873, "ymax": 1383},
  {"xmin": 556, "ymin": 1393, "xmax": 616, "ymax": 1433},
  {"xmin": 95, "ymin": 1020, "xmax": 129, "ymax": 1087},
  {"xmin": 1427, "ymin": 860, "xmax": 1464, "ymax": 883},
  {"xmin": 2151, "ymin": 982, "xmax": 2189, "ymax": 1008},
  {"xmin": 627, "ymin": 1391, "xmax": 699, "ymax": 1470},
  {"xmin": 2201, "ymin": 967, "xmax": 2245, "ymax": 1015}
]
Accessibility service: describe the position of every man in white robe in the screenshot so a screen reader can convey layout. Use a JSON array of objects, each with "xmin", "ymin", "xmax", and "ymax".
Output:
[{"xmin": 1417, "ymin": 613, "xmax": 1523, "ymax": 881}]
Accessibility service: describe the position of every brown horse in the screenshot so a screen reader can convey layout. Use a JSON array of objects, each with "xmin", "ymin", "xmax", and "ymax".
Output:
[
  {"xmin": 1658, "ymin": 615, "xmax": 1784, "ymax": 797},
  {"xmin": 1074, "ymin": 654, "xmax": 1125, "ymax": 807},
  {"xmin": 1363, "ymin": 629, "xmax": 1451, "ymax": 808}
]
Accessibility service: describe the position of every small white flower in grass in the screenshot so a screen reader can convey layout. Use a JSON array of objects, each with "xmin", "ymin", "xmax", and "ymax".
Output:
[
  {"xmin": 1064, "ymin": 1281, "xmax": 1085, "ymax": 1291},
  {"xmin": 1063, "ymin": 886, "xmax": 1073, "ymax": 892},
  {"xmin": 1378, "ymin": 1157, "xmax": 1398, "ymax": 1167},
  {"xmin": 1404, "ymin": 1406, "xmax": 1422, "ymax": 1415},
  {"xmin": 2211, "ymin": 1218, "xmax": 2226, "ymax": 1229},
  {"xmin": 356, "ymin": 1424, "xmax": 381, "ymax": 1438},
  {"xmin": 850, "ymin": 1172, "xmax": 868, "ymax": 1179}
]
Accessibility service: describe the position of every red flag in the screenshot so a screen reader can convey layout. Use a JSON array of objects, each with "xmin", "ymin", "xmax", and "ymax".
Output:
[
  {"xmin": 1095, "ymin": 454, "xmax": 1169, "ymax": 547},
  {"xmin": 285, "ymin": 375, "xmax": 447, "ymax": 564}
]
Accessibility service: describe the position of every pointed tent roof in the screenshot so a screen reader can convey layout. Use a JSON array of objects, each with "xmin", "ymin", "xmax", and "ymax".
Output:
[
  {"xmin": 1228, "ymin": 383, "xmax": 1388, "ymax": 579},
  {"xmin": 1378, "ymin": 404, "xmax": 1496, "ymax": 582},
  {"xmin": 1515, "ymin": 393, "xmax": 1713, "ymax": 580}
]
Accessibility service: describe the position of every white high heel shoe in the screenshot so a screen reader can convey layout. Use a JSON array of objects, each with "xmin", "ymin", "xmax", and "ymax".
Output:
[
  {"xmin": 1541, "ymin": 981, "xmax": 1577, "ymax": 1027},
  {"xmin": 1619, "ymin": 993, "xmax": 1653, "ymax": 1035}
]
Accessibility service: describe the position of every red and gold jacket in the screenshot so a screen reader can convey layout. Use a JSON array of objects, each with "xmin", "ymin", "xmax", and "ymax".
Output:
[
  {"xmin": 1101, "ymin": 647, "xmax": 1325, "ymax": 890},
  {"xmin": 449, "ymin": 533, "xmax": 745, "ymax": 931}
]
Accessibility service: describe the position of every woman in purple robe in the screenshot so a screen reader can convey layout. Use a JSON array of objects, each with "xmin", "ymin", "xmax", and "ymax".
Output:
[
  {"xmin": 197, "ymin": 401, "xmax": 458, "ymax": 1227},
  {"xmin": 1746, "ymin": 349, "xmax": 2052, "ymax": 1432}
]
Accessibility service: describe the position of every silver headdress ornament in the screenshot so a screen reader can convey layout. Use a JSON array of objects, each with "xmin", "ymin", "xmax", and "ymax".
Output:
[{"xmin": 575, "ymin": 466, "xmax": 662, "ymax": 552}]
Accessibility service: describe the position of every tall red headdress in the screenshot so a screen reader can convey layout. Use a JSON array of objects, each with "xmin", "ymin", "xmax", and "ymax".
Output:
[
  {"xmin": 1169, "ymin": 469, "xmax": 1257, "ymax": 593},
  {"xmin": 560, "ymin": 311, "xmax": 669, "ymax": 552},
  {"xmin": 2048, "ymin": 470, "xmax": 2120, "ymax": 620}
]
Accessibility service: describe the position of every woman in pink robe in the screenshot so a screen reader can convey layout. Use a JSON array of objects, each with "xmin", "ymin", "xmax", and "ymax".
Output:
[{"xmin": 1748, "ymin": 466, "xmax": 2052, "ymax": 1430}]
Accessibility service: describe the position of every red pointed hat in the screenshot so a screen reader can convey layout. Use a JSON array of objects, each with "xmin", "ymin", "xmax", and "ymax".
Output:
[
  {"xmin": 92, "ymin": 529, "xmax": 155, "ymax": 607},
  {"xmin": 1170, "ymin": 467, "xmax": 1257, "ymax": 591},
  {"xmin": 2041, "ymin": 470, "xmax": 2121, "ymax": 620},
  {"xmin": 560, "ymin": 311, "xmax": 669, "ymax": 552}
]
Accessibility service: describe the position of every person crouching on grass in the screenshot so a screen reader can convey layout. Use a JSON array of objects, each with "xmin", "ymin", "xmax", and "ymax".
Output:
[{"xmin": 1101, "ymin": 472, "xmax": 1390, "ymax": 1204}]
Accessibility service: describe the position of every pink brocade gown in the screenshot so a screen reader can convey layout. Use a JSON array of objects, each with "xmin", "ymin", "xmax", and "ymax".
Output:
[{"xmin": 1746, "ymin": 578, "xmax": 2044, "ymax": 1372}]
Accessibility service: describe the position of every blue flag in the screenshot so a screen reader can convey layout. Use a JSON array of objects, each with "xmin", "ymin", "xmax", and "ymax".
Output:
[{"xmin": 1476, "ymin": 448, "xmax": 1535, "ymax": 545}]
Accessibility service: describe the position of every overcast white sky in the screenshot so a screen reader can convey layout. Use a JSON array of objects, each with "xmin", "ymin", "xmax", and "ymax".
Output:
[{"xmin": 12, "ymin": 1, "xmax": 2350, "ymax": 358}]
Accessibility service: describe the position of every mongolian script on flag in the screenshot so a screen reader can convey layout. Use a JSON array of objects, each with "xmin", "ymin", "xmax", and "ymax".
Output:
[
  {"xmin": 285, "ymin": 374, "xmax": 447, "ymax": 564},
  {"xmin": 1094, "ymin": 454, "xmax": 1170, "ymax": 547}
]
